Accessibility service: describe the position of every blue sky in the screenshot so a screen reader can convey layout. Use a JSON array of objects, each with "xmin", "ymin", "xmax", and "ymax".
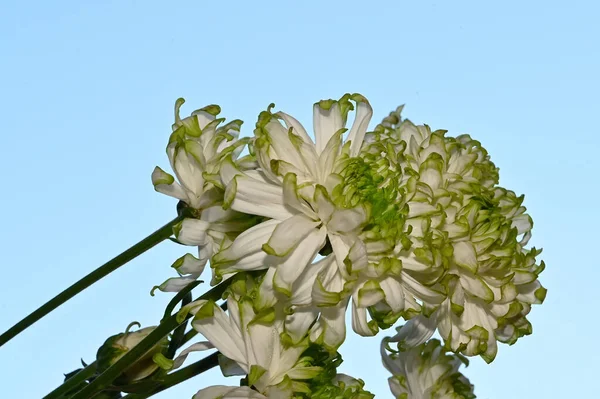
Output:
[{"xmin": 0, "ymin": 1, "xmax": 598, "ymax": 398}]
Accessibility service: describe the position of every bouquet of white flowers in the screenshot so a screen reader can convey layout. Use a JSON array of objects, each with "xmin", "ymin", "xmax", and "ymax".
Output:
[{"xmin": 0, "ymin": 93, "xmax": 546, "ymax": 399}]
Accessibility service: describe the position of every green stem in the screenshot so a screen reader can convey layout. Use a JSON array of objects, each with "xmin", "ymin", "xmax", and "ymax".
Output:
[
  {"xmin": 43, "ymin": 362, "xmax": 98, "ymax": 399},
  {"xmin": 162, "ymin": 280, "xmax": 201, "ymax": 321},
  {"xmin": 68, "ymin": 282, "xmax": 230, "ymax": 399},
  {"xmin": 166, "ymin": 290, "xmax": 193, "ymax": 359},
  {"xmin": 122, "ymin": 352, "xmax": 220, "ymax": 399},
  {"xmin": 0, "ymin": 216, "xmax": 184, "ymax": 349}
]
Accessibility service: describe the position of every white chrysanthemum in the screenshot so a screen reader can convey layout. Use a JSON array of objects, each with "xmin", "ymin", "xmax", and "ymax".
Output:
[
  {"xmin": 370, "ymin": 107, "xmax": 546, "ymax": 362},
  {"xmin": 382, "ymin": 325, "xmax": 475, "ymax": 399},
  {"xmin": 210, "ymin": 94, "xmax": 385, "ymax": 347},
  {"xmin": 183, "ymin": 273, "xmax": 375, "ymax": 399},
  {"xmin": 152, "ymin": 99, "xmax": 258, "ymax": 291},
  {"xmin": 182, "ymin": 275, "xmax": 324, "ymax": 398},
  {"xmin": 152, "ymin": 98, "xmax": 248, "ymax": 208}
]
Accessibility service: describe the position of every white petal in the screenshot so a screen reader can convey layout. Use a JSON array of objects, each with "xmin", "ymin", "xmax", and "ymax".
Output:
[
  {"xmin": 155, "ymin": 276, "xmax": 198, "ymax": 293},
  {"xmin": 277, "ymin": 112, "xmax": 312, "ymax": 144},
  {"xmin": 172, "ymin": 143, "xmax": 206, "ymax": 206},
  {"xmin": 311, "ymin": 300, "xmax": 348, "ymax": 349},
  {"xmin": 219, "ymin": 355, "xmax": 247, "ymax": 377},
  {"xmin": 151, "ymin": 166, "xmax": 188, "ymax": 202},
  {"xmin": 194, "ymin": 386, "xmax": 266, "ymax": 399},
  {"xmin": 282, "ymin": 173, "xmax": 318, "ymax": 219},
  {"xmin": 459, "ymin": 273, "xmax": 494, "ymax": 302},
  {"xmin": 173, "ymin": 253, "xmax": 206, "ymax": 275},
  {"xmin": 176, "ymin": 219, "xmax": 210, "ymax": 246},
  {"xmin": 313, "ymin": 185, "xmax": 335, "ymax": 222},
  {"xmin": 192, "ymin": 303, "xmax": 247, "ymax": 367},
  {"xmin": 230, "ymin": 175, "xmax": 294, "ymax": 220},
  {"xmin": 351, "ymin": 304, "xmax": 376, "ymax": 337},
  {"xmin": 347, "ymin": 99, "xmax": 373, "ymax": 156},
  {"xmin": 277, "ymin": 111, "xmax": 319, "ymax": 177},
  {"xmin": 387, "ymin": 315, "xmax": 436, "ymax": 349},
  {"xmin": 263, "ymin": 214, "xmax": 321, "ymax": 257},
  {"xmin": 173, "ymin": 342, "xmax": 214, "ymax": 369},
  {"xmin": 285, "ymin": 308, "xmax": 318, "ymax": 344},
  {"xmin": 313, "ymin": 101, "xmax": 343, "ymax": 155},
  {"xmin": 213, "ymin": 220, "xmax": 279, "ymax": 265},
  {"xmin": 328, "ymin": 234, "xmax": 353, "ymax": 279},
  {"xmin": 380, "ymin": 277, "xmax": 405, "ymax": 313},
  {"xmin": 328, "ymin": 207, "xmax": 367, "ymax": 232},
  {"xmin": 220, "ymin": 156, "xmax": 243, "ymax": 186},
  {"xmin": 273, "ymin": 227, "xmax": 327, "ymax": 295},
  {"xmin": 264, "ymin": 119, "xmax": 307, "ymax": 175},
  {"xmin": 256, "ymin": 267, "xmax": 278, "ymax": 310},
  {"xmin": 453, "ymin": 241, "xmax": 479, "ymax": 272},
  {"xmin": 512, "ymin": 214, "xmax": 533, "ymax": 235}
]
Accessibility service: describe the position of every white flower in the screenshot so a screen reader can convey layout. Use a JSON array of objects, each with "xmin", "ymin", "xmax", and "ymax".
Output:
[
  {"xmin": 152, "ymin": 98, "xmax": 247, "ymax": 209},
  {"xmin": 152, "ymin": 99, "xmax": 260, "ymax": 291},
  {"xmin": 183, "ymin": 275, "xmax": 324, "ymax": 398},
  {"xmin": 210, "ymin": 94, "xmax": 380, "ymax": 347},
  {"xmin": 382, "ymin": 325, "xmax": 475, "ymax": 399},
  {"xmin": 371, "ymin": 107, "xmax": 546, "ymax": 362}
]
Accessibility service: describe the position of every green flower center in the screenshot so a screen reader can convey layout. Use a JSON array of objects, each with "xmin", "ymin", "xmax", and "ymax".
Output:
[{"xmin": 334, "ymin": 156, "xmax": 406, "ymax": 243}]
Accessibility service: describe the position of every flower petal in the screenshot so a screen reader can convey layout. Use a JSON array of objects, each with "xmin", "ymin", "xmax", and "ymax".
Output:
[
  {"xmin": 194, "ymin": 386, "xmax": 266, "ymax": 399},
  {"xmin": 273, "ymin": 227, "xmax": 327, "ymax": 295},
  {"xmin": 313, "ymin": 101, "xmax": 343, "ymax": 155},
  {"xmin": 263, "ymin": 214, "xmax": 321, "ymax": 257},
  {"xmin": 346, "ymin": 96, "xmax": 373, "ymax": 156},
  {"xmin": 173, "ymin": 342, "xmax": 214, "ymax": 369},
  {"xmin": 174, "ymin": 219, "xmax": 210, "ymax": 246},
  {"xmin": 229, "ymin": 175, "xmax": 294, "ymax": 220}
]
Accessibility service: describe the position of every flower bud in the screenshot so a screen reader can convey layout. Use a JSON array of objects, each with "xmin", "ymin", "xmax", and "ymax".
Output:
[{"xmin": 96, "ymin": 323, "xmax": 169, "ymax": 385}]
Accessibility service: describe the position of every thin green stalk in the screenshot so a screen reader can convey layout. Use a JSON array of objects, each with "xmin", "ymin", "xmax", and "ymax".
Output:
[
  {"xmin": 122, "ymin": 352, "xmax": 220, "ymax": 399},
  {"xmin": 43, "ymin": 361, "xmax": 97, "ymax": 399},
  {"xmin": 0, "ymin": 216, "xmax": 183, "ymax": 348},
  {"xmin": 166, "ymin": 290, "xmax": 193, "ymax": 359},
  {"xmin": 162, "ymin": 280, "xmax": 202, "ymax": 321},
  {"xmin": 68, "ymin": 282, "xmax": 230, "ymax": 399}
]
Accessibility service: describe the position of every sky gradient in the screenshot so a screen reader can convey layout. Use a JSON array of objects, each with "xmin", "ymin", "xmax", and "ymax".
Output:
[{"xmin": 1, "ymin": 1, "xmax": 598, "ymax": 398}]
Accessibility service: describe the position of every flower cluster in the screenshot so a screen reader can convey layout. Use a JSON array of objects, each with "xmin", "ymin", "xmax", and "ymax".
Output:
[
  {"xmin": 382, "ymin": 325, "xmax": 475, "ymax": 399},
  {"xmin": 152, "ymin": 94, "xmax": 546, "ymax": 397},
  {"xmin": 184, "ymin": 273, "xmax": 374, "ymax": 398}
]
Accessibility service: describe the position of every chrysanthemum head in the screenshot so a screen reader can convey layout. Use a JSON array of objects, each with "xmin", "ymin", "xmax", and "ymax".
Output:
[{"xmin": 383, "ymin": 336, "xmax": 476, "ymax": 399}]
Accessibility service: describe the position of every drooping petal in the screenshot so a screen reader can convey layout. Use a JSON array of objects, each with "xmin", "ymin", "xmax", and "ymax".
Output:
[
  {"xmin": 263, "ymin": 214, "xmax": 321, "ymax": 257},
  {"xmin": 273, "ymin": 227, "xmax": 327, "ymax": 296},
  {"xmin": 191, "ymin": 302, "xmax": 247, "ymax": 368},
  {"xmin": 174, "ymin": 219, "xmax": 210, "ymax": 246},
  {"xmin": 172, "ymin": 253, "xmax": 206, "ymax": 275},
  {"xmin": 228, "ymin": 175, "xmax": 295, "ymax": 220},
  {"xmin": 386, "ymin": 315, "xmax": 437, "ymax": 350},
  {"xmin": 153, "ymin": 276, "xmax": 198, "ymax": 294},
  {"xmin": 213, "ymin": 220, "xmax": 280, "ymax": 267},
  {"xmin": 151, "ymin": 166, "xmax": 188, "ymax": 201},
  {"xmin": 194, "ymin": 386, "xmax": 266, "ymax": 399},
  {"xmin": 172, "ymin": 342, "xmax": 214, "ymax": 369}
]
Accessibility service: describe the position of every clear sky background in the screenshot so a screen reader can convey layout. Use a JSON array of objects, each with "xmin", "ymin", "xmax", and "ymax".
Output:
[{"xmin": 1, "ymin": 1, "xmax": 598, "ymax": 398}]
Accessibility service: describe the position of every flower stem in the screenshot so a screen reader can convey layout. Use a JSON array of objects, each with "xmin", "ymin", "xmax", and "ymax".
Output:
[
  {"xmin": 122, "ymin": 352, "xmax": 220, "ymax": 399},
  {"xmin": 43, "ymin": 361, "xmax": 97, "ymax": 399},
  {"xmin": 67, "ymin": 282, "xmax": 229, "ymax": 399},
  {"xmin": 165, "ymin": 290, "xmax": 193, "ymax": 359},
  {"xmin": 0, "ymin": 216, "xmax": 183, "ymax": 349}
]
